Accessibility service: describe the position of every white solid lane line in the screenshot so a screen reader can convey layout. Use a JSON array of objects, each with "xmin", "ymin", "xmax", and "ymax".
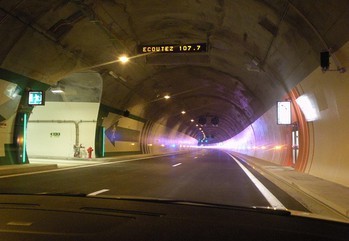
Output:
[
  {"xmin": 0, "ymin": 155, "xmax": 171, "ymax": 179},
  {"xmin": 172, "ymin": 163, "xmax": 182, "ymax": 167},
  {"xmin": 87, "ymin": 189, "xmax": 110, "ymax": 196},
  {"xmin": 7, "ymin": 222, "xmax": 33, "ymax": 226},
  {"xmin": 227, "ymin": 153, "xmax": 286, "ymax": 210}
]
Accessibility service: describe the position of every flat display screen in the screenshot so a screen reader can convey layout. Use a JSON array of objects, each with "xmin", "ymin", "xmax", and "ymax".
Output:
[
  {"xmin": 28, "ymin": 90, "xmax": 45, "ymax": 106},
  {"xmin": 138, "ymin": 43, "xmax": 207, "ymax": 54},
  {"xmin": 277, "ymin": 101, "xmax": 291, "ymax": 125}
]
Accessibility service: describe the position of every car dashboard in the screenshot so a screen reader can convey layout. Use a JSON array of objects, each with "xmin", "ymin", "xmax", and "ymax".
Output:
[{"xmin": 0, "ymin": 194, "xmax": 348, "ymax": 241}]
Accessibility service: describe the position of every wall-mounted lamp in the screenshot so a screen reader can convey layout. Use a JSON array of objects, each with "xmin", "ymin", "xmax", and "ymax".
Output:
[
  {"xmin": 50, "ymin": 85, "xmax": 64, "ymax": 94},
  {"xmin": 295, "ymin": 94, "xmax": 319, "ymax": 122}
]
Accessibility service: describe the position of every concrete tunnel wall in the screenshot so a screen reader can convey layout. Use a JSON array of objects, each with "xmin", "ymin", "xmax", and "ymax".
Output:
[
  {"xmin": 230, "ymin": 41, "xmax": 349, "ymax": 188},
  {"xmin": 0, "ymin": 91, "xmax": 197, "ymax": 163},
  {"xmin": 0, "ymin": 101, "xmax": 196, "ymax": 163},
  {"xmin": 0, "ymin": 24, "xmax": 196, "ymax": 163},
  {"xmin": 27, "ymin": 102, "xmax": 99, "ymax": 158},
  {"xmin": 101, "ymin": 108, "xmax": 196, "ymax": 156}
]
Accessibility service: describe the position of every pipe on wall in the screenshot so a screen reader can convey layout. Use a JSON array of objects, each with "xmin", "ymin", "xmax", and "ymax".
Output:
[{"xmin": 28, "ymin": 120, "xmax": 96, "ymax": 146}]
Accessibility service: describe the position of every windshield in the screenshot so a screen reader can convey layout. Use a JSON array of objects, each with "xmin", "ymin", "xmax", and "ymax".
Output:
[{"xmin": 0, "ymin": 0, "xmax": 349, "ymax": 225}]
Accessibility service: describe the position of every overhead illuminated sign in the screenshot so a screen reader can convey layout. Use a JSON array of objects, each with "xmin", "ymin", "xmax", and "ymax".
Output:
[
  {"xmin": 28, "ymin": 90, "xmax": 45, "ymax": 106},
  {"xmin": 138, "ymin": 43, "xmax": 207, "ymax": 54},
  {"xmin": 277, "ymin": 101, "xmax": 291, "ymax": 125}
]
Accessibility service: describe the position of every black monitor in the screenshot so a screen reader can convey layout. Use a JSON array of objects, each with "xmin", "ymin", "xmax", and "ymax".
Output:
[{"xmin": 28, "ymin": 90, "xmax": 45, "ymax": 106}]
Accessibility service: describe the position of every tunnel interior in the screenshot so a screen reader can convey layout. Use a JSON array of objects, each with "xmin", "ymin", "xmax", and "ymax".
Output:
[{"xmin": 0, "ymin": 1, "xmax": 349, "ymax": 188}]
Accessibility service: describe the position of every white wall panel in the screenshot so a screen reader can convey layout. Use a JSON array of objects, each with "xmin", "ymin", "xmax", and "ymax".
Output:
[{"xmin": 27, "ymin": 102, "xmax": 99, "ymax": 158}]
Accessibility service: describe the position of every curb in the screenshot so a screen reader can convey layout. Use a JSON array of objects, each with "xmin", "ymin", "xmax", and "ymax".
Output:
[
  {"xmin": 0, "ymin": 164, "xmax": 58, "ymax": 176},
  {"xmin": 232, "ymin": 152, "xmax": 349, "ymax": 219}
]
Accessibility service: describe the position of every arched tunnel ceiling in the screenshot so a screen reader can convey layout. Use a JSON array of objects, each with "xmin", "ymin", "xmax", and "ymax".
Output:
[{"xmin": 1, "ymin": 0, "xmax": 349, "ymax": 143}]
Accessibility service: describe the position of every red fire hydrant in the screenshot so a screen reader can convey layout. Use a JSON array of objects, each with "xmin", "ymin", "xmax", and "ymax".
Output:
[{"xmin": 87, "ymin": 147, "xmax": 94, "ymax": 159}]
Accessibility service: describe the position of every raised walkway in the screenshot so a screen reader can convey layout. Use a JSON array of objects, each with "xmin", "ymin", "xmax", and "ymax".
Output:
[{"xmin": 232, "ymin": 152, "xmax": 349, "ymax": 223}]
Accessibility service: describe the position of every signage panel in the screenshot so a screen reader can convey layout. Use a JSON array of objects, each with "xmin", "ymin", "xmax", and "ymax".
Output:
[
  {"xmin": 28, "ymin": 90, "xmax": 45, "ymax": 106},
  {"xmin": 138, "ymin": 43, "xmax": 207, "ymax": 54},
  {"xmin": 277, "ymin": 101, "xmax": 291, "ymax": 125}
]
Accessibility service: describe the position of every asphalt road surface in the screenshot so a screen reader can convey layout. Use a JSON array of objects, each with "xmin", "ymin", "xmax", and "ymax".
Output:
[{"xmin": 0, "ymin": 150, "xmax": 307, "ymax": 211}]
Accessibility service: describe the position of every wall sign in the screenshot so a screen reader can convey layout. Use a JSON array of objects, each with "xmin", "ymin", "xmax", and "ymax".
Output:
[
  {"xmin": 28, "ymin": 90, "xmax": 45, "ymax": 106},
  {"xmin": 50, "ymin": 132, "xmax": 61, "ymax": 137},
  {"xmin": 277, "ymin": 101, "xmax": 292, "ymax": 125},
  {"xmin": 138, "ymin": 43, "xmax": 207, "ymax": 54}
]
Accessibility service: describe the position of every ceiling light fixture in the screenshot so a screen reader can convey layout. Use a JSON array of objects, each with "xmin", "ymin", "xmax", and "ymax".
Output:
[
  {"xmin": 118, "ymin": 55, "xmax": 129, "ymax": 63},
  {"xmin": 50, "ymin": 85, "xmax": 64, "ymax": 94},
  {"xmin": 246, "ymin": 57, "xmax": 261, "ymax": 72},
  {"xmin": 108, "ymin": 71, "xmax": 127, "ymax": 82},
  {"xmin": 164, "ymin": 95, "xmax": 171, "ymax": 100},
  {"xmin": 181, "ymin": 111, "xmax": 186, "ymax": 114}
]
